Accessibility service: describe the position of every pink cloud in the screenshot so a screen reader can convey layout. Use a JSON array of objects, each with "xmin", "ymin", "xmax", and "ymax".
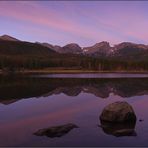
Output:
[
  {"xmin": 0, "ymin": 1, "xmax": 100, "ymax": 42},
  {"xmin": 0, "ymin": 1, "xmax": 148, "ymax": 45}
]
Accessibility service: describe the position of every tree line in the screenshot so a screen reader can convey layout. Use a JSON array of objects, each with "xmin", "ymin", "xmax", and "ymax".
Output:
[{"xmin": 0, "ymin": 53, "xmax": 148, "ymax": 72}]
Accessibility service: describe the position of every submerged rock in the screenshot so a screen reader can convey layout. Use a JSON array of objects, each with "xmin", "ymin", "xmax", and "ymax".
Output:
[
  {"xmin": 139, "ymin": 119, "xmax": 144, "ymax": 122},
  {"xmin": 34, "ymin": 123, "xmax": 78, "ymax": 138},
  {"xmin": 100, "ymin": 101, "xmax": 137, "ymax": 122},
  {"xmin": 99, "ymin": 120, "xmax": 137, "ymax": 137},
  {"xmin": 114, "ymin": 129, "xmax": 136, "ymax": 137}
]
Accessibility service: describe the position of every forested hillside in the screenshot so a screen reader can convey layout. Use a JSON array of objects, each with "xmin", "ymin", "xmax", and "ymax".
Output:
[{"xmin": 0, "ymin": 40, "xmax": 148, "ymax": 72}]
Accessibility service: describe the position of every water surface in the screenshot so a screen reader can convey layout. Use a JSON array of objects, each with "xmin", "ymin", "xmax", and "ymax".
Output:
[
  {"xmin": 0, "ymin": 74, "xmax": 148, "ymax": 146},
  {"xmin": 35, "ymin": 73, "xmax": 148, "ymax": 78}
]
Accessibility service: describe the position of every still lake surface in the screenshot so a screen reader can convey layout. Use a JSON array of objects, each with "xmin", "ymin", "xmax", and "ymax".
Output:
[{"xmin": 0, "ymin": 73, "xmax": 148, "ymax": 146}]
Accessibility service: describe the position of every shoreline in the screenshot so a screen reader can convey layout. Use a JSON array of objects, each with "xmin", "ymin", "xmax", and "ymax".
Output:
[{"xmin": 1, "ymin": 69, "xmax": 148, "ymax": 75}]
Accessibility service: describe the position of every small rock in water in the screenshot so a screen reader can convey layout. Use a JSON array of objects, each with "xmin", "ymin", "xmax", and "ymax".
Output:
[
  {"xmin": 34, "ymin": 123, "xmax": 78, "ymax": 138},
  {"xmin": 139, "ymin": 119, "xmax": 144, "ymax": 122}
]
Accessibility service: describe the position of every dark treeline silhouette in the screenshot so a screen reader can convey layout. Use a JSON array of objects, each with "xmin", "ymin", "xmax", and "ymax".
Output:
[{"xmin": 1, "ymin": 55, "xmax": 148, "ymax": 72}]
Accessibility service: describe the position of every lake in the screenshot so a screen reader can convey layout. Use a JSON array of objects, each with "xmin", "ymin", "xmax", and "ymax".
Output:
[{"xmin": 0, "ymin": 74, "xmax": 148, "ymax": 146}]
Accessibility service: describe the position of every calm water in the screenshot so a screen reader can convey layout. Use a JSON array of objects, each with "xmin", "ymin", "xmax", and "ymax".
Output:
[
  {"xmin": 0, "ymin": 74, "xmax": 148, "ymax": 146},
  {"xmin": 34, "ymin": 73, "xmax": 148, "ymax": 78}
]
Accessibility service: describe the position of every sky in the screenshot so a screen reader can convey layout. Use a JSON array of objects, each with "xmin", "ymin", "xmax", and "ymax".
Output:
[{"xmin": 0, "ymin": 1, "xmax": 148, "ymax": 47}]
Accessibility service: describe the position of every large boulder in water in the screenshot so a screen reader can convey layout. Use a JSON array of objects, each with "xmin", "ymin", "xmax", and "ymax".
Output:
[
  {"xmin": 100, "ymin": 101, "xmax": 136, "ymax": 123},
  {"xmin": 99, "ymin": 101, "xmax": 137, "ymax": 137}
]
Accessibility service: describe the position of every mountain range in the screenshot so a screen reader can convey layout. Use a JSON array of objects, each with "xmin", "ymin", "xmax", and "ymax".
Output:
[
  {"xmin": 1, "ymin": 34, "xmax": 148, "ymax": 61},
  {"xmin": 38, "ymin": 40, "xmax": 148, "ymax": 59}
]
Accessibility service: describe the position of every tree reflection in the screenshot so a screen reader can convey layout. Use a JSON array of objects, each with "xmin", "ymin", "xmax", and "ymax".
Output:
[{"xmin": 0, "ymin": 75, "xmax": 148, "ymax": 104}]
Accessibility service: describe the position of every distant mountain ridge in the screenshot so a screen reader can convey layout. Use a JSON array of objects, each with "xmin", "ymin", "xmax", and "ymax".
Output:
[
  {"xmin": 39, "ymin": 41, "xmax": 148, "ymax": 60},
  {"xmin": 0, "ymin": 40, "xmax": 56, "ymax": 56},
  {"xmin": 1, "ymin": 34, "xmax": 148, "ymax": 71},
  {"xmin": 62, "ymin": 43, "xmax": 82, "ymax": 54},
  {"xmin": 83, "ymin": 41, "xmax": 112, "ymax": 57},
  {"xmin": 1, "ymin": 34, "xmax": 148, "ymax": 61},
  {"xmin": 0, "ymin": 35, "xmax": 20, "ymax": 42}
]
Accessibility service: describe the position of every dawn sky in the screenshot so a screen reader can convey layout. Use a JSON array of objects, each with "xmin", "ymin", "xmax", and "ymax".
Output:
[{"xmin": 0, "ymin": 1, "xmax": 148, "ymax": 46}]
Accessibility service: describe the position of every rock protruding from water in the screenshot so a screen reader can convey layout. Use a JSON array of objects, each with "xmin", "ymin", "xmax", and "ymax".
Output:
[
  {"xmin": 100, "ymin": 101, "xmax": 137, "ymax": 122},
  {"xmin": 99, "ymin": 101, "xmax": 137, "ymax": 137},
  {"xmin": 34, "ymin": 123, "xmax": 78, "ymax": 138}
]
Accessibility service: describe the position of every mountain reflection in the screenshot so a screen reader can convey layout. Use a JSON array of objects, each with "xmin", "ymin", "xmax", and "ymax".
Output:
[{"xmin": 0, "ymin": 75, "xmax": 148, "ymax": 104}]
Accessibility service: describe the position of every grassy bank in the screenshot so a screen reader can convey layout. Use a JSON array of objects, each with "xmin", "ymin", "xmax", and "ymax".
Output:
[{"xmin": 1, "ymin": 68, "xmax": 148, "ymax": 75}]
